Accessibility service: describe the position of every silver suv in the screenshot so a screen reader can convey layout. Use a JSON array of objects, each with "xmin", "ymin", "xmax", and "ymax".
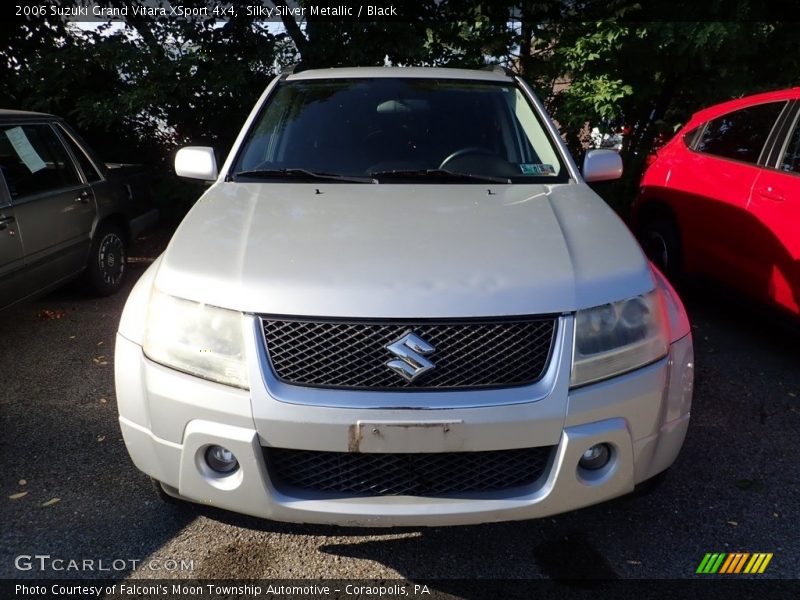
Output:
[{"xmin": 115, "ymin": 67, "xmax": 693, "ymax": 526}]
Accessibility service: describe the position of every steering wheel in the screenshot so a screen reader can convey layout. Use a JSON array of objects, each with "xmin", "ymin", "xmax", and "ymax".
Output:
[{"xmin": 439, "ymin": 147, "xmax": 495, "ymax": 170}]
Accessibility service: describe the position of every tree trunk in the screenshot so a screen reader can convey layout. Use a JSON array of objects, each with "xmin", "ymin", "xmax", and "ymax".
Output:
[
  {"xmin": 272, "ymin": 0, "xmax": 309, "ymax": 61},
  {"xmin": 518, "ymin": 5, "xmax": 533, "ymax": 76}
]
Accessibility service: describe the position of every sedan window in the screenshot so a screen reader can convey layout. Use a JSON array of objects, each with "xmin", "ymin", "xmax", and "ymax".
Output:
[
  {"xmin": 682, "ymin": 126, "xmax": 702, "ymax": 149},
  {"xmin": 57, "ymin": 124, "xmax": 102, "ymax": 183},
  {"xmin": 695, "ymin": 101, "xmax": 786, "ymax": 164},
  {"xmin": 780, "ymin": 118, "xmax": 800, "ymax": 174},
  {"xmin": 0, "ymin": 123, "xmax": 81, "ymax": 199}
]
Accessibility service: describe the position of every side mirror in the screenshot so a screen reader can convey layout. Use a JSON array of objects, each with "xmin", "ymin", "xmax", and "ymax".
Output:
[
  {"xmin": 582, "ymin": 149, "xmax": 623, "ymax": 183},
  {"xmin": 175, "ymin": 146, "xmax": 218, "ymax": 181}
]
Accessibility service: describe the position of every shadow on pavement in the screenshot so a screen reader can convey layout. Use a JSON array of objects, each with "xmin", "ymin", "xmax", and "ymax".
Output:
[{"xmin": 0, "ymin": 263, "xmax": 196, "ymax": 580}]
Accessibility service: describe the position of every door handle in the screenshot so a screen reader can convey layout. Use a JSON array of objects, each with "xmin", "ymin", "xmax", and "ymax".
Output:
[
  {"xmin": 0, "ymin": 215, "xmax": 15, "ymax": 231},
  {"xmin": 75, "ymin": 190, "xmax": 91, "ymax": 203},
  {"xmin": 757, "ymin": 185, "xmax": 784, "ymax": 201}
]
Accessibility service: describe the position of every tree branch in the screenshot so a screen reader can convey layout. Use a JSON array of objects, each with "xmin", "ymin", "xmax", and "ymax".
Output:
[{"xmin": 271, "ymin": 0, "xmax": 308, "ymax": 59}]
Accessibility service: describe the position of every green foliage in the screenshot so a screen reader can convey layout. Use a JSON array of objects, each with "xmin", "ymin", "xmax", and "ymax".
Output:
[
  {"xmin": 508, "ymin": 12, "xmax": 800, "ymax": 212},
  {"xmin": 2, "ymin": 1, "xmax": 799, "ymax": 216}
]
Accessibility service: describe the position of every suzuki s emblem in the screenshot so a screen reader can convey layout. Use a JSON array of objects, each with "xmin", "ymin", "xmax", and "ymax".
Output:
[{"xmin": 385, "ymin": 331, "xmax": 435, "ymax": 382}]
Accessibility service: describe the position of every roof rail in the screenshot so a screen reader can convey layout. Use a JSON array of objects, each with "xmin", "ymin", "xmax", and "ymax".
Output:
[{"xmin": 482, "ymin": 64, "xmax": 514, "ymax": 77}]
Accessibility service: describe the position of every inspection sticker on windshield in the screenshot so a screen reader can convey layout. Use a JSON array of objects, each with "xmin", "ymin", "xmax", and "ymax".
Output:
[
  {"xmin": 520, "ymin": 163, "xmax": 555, "ymax": 175},
  {"xmin": 5, "ymin": 127, "xmax": 46, "ymax": 173}
]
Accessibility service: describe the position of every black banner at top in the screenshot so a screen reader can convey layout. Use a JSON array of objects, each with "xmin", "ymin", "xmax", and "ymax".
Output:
[{"xmin": 5, "ymin": 0, "xmax": 800, "ymax": 23}]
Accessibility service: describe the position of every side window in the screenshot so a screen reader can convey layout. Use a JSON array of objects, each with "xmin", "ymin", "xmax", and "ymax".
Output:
[
  {"xmin": 682, "ymin": 126, "xmax": 702, "ymax": 149},
  {"xmin": 779, "ymin": 118, "xmax": 800, "ymax": 174},
  {"xmin": 0, "ymin": 123, "xmax": 81, "ymax": 200},
  {"xmin": 57, "ymin": 125, "xmax": 101, "ymax": 183},
  {"xmin": 694, "ymin": 102, "xmax": 786, "ymax": 164}
]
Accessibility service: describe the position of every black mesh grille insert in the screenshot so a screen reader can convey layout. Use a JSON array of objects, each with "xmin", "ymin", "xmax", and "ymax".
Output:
[
  {"xmin": 261, "ymin": 317, "xmax": 557, "ymax": 390},
  {"xmin": 265, "ymin": 447, "xmax": 553, "ymax": 496}
]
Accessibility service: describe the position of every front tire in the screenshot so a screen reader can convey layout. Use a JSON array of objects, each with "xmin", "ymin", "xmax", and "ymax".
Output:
[
  {"xmin": 629, "ymin": 469, "xmax": 669, "ymax": 498},
  {"xmin": 85, "ymin": 222, "xmax": 127, "ymax": 296},
  {"xmin": 150, "ymin": 477, "xmax": 191, "ymax": 509},
  {"xmin": 638, "ymin": 217, "xmax": 682, "ymax": 282}
]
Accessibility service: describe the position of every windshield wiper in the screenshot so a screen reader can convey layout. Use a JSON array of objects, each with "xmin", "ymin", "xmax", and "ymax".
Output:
[
  {"xmin": 233, "ymin": 168, "xmax": 376, "ymax": 184},
  {"xmin": 369, "ymin": 169, "xmax": 511, "ymax": 184}
]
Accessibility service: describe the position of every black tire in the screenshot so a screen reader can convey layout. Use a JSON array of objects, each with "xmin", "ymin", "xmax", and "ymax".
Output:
[
  {"xmin": 150, "ymin": 477, "xmax": 190, "ymax": 508},
  {"xmin": 85, "ymin": 221, "xmax": 127, "ymax": 296},
  {"xmin": 638, "ymin": 216, "xmax": 683, "ymax": 282},
  {"xmin": 629, "ymin": 469, "xmax": 669, "ymax": 498}
]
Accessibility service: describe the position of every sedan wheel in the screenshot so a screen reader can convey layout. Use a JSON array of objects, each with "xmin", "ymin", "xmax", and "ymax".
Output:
[
  {"xmin": 639, "ymin": 217, "xmax": 682, "ymax": 282},
  {"xmin": 86, "ymin": 222, "xmax": 127, "ymax": 296}
]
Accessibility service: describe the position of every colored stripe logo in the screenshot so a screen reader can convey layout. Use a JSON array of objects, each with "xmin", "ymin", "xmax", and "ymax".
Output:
[{"xmin": 696, "ymin": 552, "xmax": 773, "ymax": 574}]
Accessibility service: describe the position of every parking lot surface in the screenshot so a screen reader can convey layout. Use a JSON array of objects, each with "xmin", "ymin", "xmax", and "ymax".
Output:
[{"xmin": 1, "ymin": 237, "xmax": 798, "ymax": 581}]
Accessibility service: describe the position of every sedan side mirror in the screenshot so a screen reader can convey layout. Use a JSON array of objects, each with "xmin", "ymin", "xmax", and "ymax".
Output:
[
  {"xmin": 175, "ymin": 146, "xmax": 218, "ymax": 181},
  {"xmin": 582, "ymin": 149, "xmax": 623, "ymax": 183}
]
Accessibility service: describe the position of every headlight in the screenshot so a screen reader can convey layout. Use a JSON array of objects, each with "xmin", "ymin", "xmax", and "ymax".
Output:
[
  {"xmin": 143, "ymin": 290, "xmax": 249, "ymax": 389},
  {"xmin": 571, "ymin": 289, "xmax": 669, "ymax": 387}
]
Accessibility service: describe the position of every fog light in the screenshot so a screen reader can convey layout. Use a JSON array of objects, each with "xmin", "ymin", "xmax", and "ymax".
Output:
[
  {"xmin": 579, "ymin": 443, "xmax": 611, "ymax": 470},
  {"xmin": 205, "ymin": 445, "xmax": 239, "ymax": 474}
]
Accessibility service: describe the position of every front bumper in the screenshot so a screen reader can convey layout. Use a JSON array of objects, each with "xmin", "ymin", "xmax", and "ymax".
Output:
[{"xmin": 115, "ymin": 314, "xmax": 693, "ymax": 527}]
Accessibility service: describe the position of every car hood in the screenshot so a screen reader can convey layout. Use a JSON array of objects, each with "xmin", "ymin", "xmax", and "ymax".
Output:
[{"xmin": 155, "ymin": 182, "xmax": 653, "ymax": 317}]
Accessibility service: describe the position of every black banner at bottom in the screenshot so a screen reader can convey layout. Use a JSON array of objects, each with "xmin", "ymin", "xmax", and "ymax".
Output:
[{"xmin": 3, "ymin": 579, "xmax": 798, "ymax": 600}]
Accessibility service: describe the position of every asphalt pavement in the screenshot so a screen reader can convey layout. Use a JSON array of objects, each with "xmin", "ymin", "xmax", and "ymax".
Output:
[{"xmin": 1, "ymin": 235, "xmax": 798, "ymax": 583}]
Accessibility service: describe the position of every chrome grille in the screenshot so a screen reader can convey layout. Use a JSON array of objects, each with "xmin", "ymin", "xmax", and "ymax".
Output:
[
  {"xmin": 261, "ymin": 317, "xmax": 557, "ymax": 390},
  {"xmin": 265, "ymin": 447, "xmax": 553, "ymax": 496}
]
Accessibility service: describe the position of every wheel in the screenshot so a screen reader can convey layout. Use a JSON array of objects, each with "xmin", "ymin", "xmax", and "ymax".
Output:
[
  {"xmin": 150, "ymin": 477, "xmax": 190, "ymax": 508},
  {"xmin": 638, "ymin": 216, "xmax": 682, "ymax": 282},
  {"xmin": 85, "ymin": 221, "xmax": 127, "ymax": 296},
  {"xmin": 629, "ymin": 469, "xmax": 669, "ymax": 498}
]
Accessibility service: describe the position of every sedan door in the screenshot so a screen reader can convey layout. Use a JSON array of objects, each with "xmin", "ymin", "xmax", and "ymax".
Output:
[
  {"xmin": 748, "ymin": 104, "xmax": 800, "ymax": 314},
  {"xmin": 0, "ymin": 177, "xmax": 25, "ymax": 309},
  {"xmin": 677, "ymin": 101, "xmax": 789, "ymax": 295},
  {"xmin": 0, "ymin": 122, "xmax": 97, "ymax": 296}
]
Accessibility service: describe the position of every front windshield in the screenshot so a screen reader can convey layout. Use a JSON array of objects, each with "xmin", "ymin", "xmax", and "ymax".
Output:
[{"xmin": 233, "ymin": 78, "xmax": 569, "ymax": 183}]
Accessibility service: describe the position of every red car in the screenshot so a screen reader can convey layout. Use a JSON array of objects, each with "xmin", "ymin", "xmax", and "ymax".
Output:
[{"xmin": 634, "ymin": 88, "xmax": 800, "ymax": 318}]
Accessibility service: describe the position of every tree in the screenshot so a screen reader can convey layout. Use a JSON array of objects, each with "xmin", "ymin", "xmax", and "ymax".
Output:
[{"xmin": 3, "ymin": 0, "xmax": 798, "ymax": 216}]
